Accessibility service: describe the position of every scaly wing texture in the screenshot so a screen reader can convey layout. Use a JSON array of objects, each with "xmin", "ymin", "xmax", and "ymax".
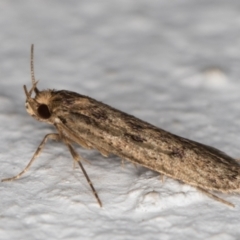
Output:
[{"xmin": 50, "ymin": 90, "xmax": 240, "ymax": 193}]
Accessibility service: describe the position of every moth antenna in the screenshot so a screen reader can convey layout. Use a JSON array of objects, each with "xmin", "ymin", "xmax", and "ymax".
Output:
[
  {"xmin": 31, "ymin": 44, "xmax": 36, "ymax": 85},
  {"xmin": 30, "ymin": 44, "xmax": 39, "ymax": 94},
  {"xmin": 23, "ymin": 85, "xmax": 30, "ymax": 98}
]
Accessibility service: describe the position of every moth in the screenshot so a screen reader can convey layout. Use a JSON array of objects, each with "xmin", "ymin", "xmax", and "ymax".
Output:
[{"xmin": 2, "ymin": 45, "xmax": 240, "ymax": 208}]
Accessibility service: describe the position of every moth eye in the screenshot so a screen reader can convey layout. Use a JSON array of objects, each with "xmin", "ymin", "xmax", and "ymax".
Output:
[{"xmin": 37, "ymin": 104, "xmax": 51, "ymax": 119}]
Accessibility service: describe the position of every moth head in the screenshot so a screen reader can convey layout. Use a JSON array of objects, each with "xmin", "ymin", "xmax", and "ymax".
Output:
[
  {"xmin": 24, "ymin": 44, "xmax": 53, "ymax": 123},
  {"xmin": 24, "ymin": 83, "xmax": 53, "ymax": 123}
]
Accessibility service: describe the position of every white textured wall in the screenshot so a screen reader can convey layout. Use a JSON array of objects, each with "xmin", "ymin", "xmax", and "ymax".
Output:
[{"xmin": 1, "ymin": 1, "xmax": 240, "ymax": 239}]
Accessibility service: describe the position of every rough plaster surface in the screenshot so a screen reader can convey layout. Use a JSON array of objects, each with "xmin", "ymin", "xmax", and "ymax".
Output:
[{"xmin": 1, "ymin": 1, "xmax": 240, "ymax": 239}]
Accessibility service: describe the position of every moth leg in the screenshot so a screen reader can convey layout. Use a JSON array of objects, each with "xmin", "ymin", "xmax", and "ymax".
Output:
[
  {"xmin": 160, "ymin": 174, "xmax": 165, "ymax": 183},
  {"xmin": 73, "ymin": 159, "xmax": 77, "ymax": 170},
  {"xmin": 72, "ymin": 156, "xmax": 91, "ymax": 170},
  {"xmin": 80, "ymin": 156, "xmax": 91, "ymax": 165},
  {"xmin": 2, "ymin": 133, "xmax": 60, "ymax": 182},
  {"xmin": 197, "ymin": 187, "xmax": 234, "ymax": 207},
  {"xmin": 133, "ymin": 163, "xmax": 138, "ymax": 169},
  {"xmin": 121, "ymin": 159, "xmax": 125, "ymax": 168},
  {"xmin": 67, "ymin": 144, "xmax": 102, "ymax": 207},
  {"xmin": 97, "ymin": 147, "xmax": 109, "ymax": 157}
]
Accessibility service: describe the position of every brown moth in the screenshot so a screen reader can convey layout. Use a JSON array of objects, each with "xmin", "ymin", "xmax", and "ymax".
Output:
[{"xmin": 2, "ymin": 45, "xmax": 240, "ymax": 207}]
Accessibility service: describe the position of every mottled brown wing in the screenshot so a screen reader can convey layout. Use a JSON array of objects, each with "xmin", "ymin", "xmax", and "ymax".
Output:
[{"xmin": 52, "ymin": 90, "xmax": 240, "ymax": 193}]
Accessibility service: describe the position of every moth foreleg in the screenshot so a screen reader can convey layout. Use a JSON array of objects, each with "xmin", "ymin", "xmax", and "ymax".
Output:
[
  {"xmin": 67, "ymin": 144, "xmax": 102, "ymax": 207},
  {"xmin": 2, "ymin": 133, "xmax": 60, "ymax": 182},
  {"xmin": 197, "ymin": 187, "xmax": 234, "ymax": 207}
]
